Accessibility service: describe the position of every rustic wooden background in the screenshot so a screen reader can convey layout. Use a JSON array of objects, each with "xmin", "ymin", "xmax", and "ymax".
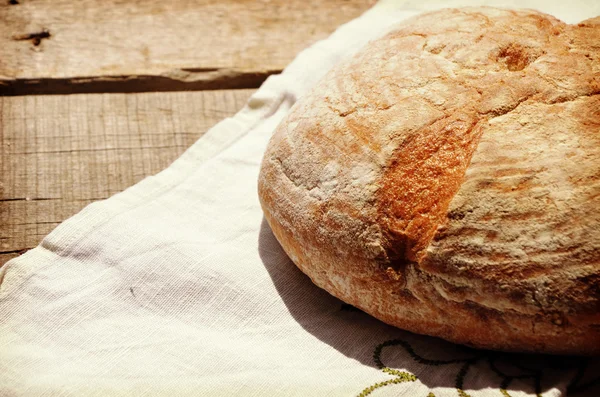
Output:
[{"xmin": 0, "ymin": 0, "xmax": 375, "ymax": 265}]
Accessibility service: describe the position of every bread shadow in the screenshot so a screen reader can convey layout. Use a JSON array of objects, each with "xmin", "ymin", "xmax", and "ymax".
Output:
[{"xmin": 258, "ymin": 217, "xmax": 600, "ymax": 396}]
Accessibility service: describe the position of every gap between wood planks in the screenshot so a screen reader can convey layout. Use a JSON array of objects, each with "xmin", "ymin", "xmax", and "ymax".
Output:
[
  {"xmin": 0, "ymin": 0, "xmax": 375, "ymax": 96},
  {"xmin": 0, "ymin": 0, "xmax": 375, "ymax": 262},
  {"xmin": 0, "ymin": 90, "xmax": 255, "ymax": 266},
  {"xmin": 0, "ymin": 68, "xmax": 280, "ymax": 96}
]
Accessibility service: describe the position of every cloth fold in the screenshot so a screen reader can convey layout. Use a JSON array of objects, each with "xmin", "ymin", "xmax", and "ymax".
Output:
[{"xmin": 1, "ymin": 1, "xmax": 599, "ymax": 396}]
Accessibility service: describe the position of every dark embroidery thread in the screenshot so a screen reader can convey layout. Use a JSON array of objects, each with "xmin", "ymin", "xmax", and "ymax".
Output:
[{"xmin": 357, "ymin": 338, "xmax": 599, "ymax": 397}]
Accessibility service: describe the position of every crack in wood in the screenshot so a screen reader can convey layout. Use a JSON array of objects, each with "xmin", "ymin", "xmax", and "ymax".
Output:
[
  {"xmin": 0, "ymin": 69, "xmax": 281, "ymax": 96},
  {"xmin": 0, "ymin": 0, "xmax": 373, "ymax": 96},
  {"xmin": 6, "ymin": 221, "xmax": 59, "ymax": 226},
  {"xmin": 0, "ymin": 248, "xmax": 29, "ymax": 255},
  {"xmin": 0, "ymin": 197, "xmax": 54, "ymax": 202},
  {"xmin": 12, "ymin": 29, "xmax": 51, "ymax": 46},
  {"xmin": 12, "ymin": 145, "xmax": 187, "ymax": 155},
  {"xmin": 0, "ymin": 197, "xmax": 105, "ymax": 202},
  {"xmin": 179, "ymin": 67, "xmax": 221, "ymax": 73},
  {"xmin": 0, "ymin": 89, "xmax": 256, "ymax": 267}
]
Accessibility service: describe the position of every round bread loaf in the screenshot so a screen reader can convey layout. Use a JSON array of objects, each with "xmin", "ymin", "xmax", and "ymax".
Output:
[{"xmin": 258, "ymin": 7, "xmax": 600, "ymax": 355}]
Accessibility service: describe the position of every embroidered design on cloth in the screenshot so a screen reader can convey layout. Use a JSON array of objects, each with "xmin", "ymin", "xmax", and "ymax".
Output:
[
  {"xmin": 340, "ymin": 303, "xmax": 600, "ymax": 397},
  {"xmin": 358, "ymin": 338, "xmax": 599, "ymax": 397}
]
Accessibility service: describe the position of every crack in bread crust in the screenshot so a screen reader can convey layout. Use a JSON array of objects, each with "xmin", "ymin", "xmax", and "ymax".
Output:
[{"xmin": 258, "ymin": 7, "xmax": 600, "ymax": 354}]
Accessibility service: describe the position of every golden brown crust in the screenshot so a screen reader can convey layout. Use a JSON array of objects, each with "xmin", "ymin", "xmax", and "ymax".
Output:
[
  {"xmin": 258, "ymin": 7, "xmax": 600, "ymax": 354},
  {"xmin": 422, "ymin": 96, "xmax": 600, "ymax": 317}
]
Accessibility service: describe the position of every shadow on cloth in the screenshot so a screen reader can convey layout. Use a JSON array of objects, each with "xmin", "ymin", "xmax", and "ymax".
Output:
[{"xmin": 258, "ymin": 217, "xmax": 600, "ymax": 396}]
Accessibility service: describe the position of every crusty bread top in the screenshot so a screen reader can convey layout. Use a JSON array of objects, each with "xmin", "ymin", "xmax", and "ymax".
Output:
[{"xmin": 258, "ymin": 7, "xmax": 599, "ymax": 352}]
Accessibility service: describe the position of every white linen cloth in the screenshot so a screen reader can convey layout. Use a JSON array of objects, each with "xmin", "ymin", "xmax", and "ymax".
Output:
[{"xmin": 1, "ymin": 1, "xmax": 599, "ymax": 396}]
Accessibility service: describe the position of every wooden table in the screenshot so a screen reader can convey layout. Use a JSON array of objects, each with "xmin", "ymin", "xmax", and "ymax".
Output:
[{"xmin": 0, "ymin": 0, "xmax": 374, "ymax": 265}]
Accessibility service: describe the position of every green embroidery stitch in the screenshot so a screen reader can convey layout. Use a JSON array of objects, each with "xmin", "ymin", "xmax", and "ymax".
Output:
[
  {"xmin": 487, "ymin": 354, "xmax": 543, "ymax": 397},
  {"xmin": 357, "ymin": 338, "xmax": 599, "ymax": 397},
  {"xmin": 457, "ymin": 389, "xmax": 471, "ymax": 397},
  {"xmin": 382, "ymin": 367, "xmax": 416, "ymax": 379},
  {"xmin": 372, "ymin": 339, "xmax": 483, "ymax": 397},
  {"xmin": 357, "ymin": 339, "xmax": 418, "ymax": 396},
  {"xmin": 357, "ymin": 375, "xmax": 417, "ymax": 397}
]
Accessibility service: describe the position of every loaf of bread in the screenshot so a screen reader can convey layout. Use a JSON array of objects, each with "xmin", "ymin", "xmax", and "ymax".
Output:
[{"xmin": 258, "ymin": 7, "xmax": 600, "ymax": 355}]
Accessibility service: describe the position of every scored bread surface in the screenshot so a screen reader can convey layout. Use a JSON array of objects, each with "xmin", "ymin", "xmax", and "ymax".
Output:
[{"xmin": 258, "ymin": 7, "xmax": 600, "ymax": 354}]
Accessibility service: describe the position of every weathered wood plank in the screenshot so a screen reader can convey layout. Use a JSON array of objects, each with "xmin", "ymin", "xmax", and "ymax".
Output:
[
  {"xmin": 0, "ymin": 0, "xmax": 374, "ymax": 95},
  {"xmin": 0, "ymin": 89, "xmax": 254, "ymax": 265}
]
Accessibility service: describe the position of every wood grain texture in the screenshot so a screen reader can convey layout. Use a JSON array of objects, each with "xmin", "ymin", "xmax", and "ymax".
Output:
[
  {"xmin": 0, "ymin": 0, "xmax": 374, "ymax": 95},
  {"xmin": 0, "ymin": 89, "xmax": 254, "ymax": 265}
]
